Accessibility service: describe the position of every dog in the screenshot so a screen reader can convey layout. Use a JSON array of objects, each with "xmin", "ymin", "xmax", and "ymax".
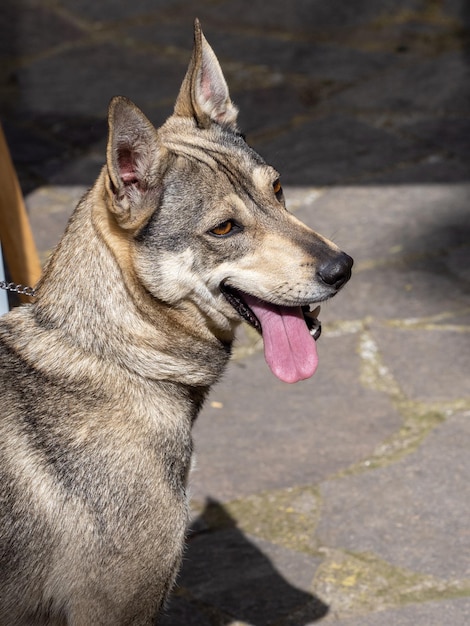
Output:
[{"xmin": 0, "ymin": 20, "xmax": 352, "ymax": 625}]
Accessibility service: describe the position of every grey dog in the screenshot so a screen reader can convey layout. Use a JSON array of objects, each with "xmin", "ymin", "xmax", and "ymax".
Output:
[{"xmin": 0, "ymin": 20, "xmax": 352, "ymax": 625}]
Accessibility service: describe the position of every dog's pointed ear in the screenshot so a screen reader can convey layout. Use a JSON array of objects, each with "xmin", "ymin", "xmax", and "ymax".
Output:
[
  {"xmin": 106, "ymin": 96, "xmax": 163, "ymax": 231},
  {"xmin": 173, "ymin": 19, "xmax": 238, "ymax": 129}
]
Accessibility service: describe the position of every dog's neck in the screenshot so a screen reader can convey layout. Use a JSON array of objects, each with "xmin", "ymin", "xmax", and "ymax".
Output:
[{"xmin": 31, "ymin": 178, "xmax": 233, "ymax": 387}]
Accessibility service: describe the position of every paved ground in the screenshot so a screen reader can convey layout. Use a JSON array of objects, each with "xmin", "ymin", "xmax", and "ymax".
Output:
[{"xmin": 1, "ymin": 1, "xmax": 470, "ymax": 624}]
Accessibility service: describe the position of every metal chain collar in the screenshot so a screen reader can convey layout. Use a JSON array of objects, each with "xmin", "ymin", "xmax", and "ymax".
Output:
[{"xmin": 0, "ymin": 281, "xmax": 36, "ymax": 297}]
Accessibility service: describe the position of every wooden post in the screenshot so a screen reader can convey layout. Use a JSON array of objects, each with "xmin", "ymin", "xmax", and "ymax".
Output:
[{"xmin": 0, "ymin": 125, "xmax": 42, "ymax": 295}]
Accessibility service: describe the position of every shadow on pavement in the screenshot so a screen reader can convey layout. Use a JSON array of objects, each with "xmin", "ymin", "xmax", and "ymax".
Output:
[
  {"xmin": 161, "ymin": 499, "xmax": 328, "ymax": 626},
  {"xmin": 2, "ymin": 1, "xmax": 470, "ymax": 191}
]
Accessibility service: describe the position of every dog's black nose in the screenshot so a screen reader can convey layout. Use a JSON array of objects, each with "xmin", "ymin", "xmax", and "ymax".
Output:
[{"xmin": 317, "ymin": 252, "xmax": 353, "ymax": 290}]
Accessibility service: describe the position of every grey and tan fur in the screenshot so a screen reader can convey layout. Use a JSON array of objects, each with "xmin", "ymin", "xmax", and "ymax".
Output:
[{"xmin": 0, "ymin": 20, "xmax": 352, "ymax": 625}]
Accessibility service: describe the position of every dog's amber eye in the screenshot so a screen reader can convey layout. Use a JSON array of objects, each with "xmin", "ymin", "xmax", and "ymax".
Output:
[
  {"xmin": 211, "ymin": 220, "xmax": 234, "ymax": 236},
  {"xmin": 273, "ymin": 179, "xmax": 283, "ymax": 199}
]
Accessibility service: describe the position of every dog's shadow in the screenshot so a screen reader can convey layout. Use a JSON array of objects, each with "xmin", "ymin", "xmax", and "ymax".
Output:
[{"xmin": 160, "ymin": 499, "xmax": 329, "ymax": 625}]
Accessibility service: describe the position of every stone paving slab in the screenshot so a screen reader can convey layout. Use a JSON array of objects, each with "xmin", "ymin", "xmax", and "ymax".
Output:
[
  {"xmin": 256, "ymin": 116, "xmax": 430, "ymax": 185},
  {"xmin": 0, "ymin": 0, "xmax": 83, "ymax": 59},
  {"xmin": 317, "ymin": 413, "xmax": 470, "ymax": 579},
  {"xmin": 192, "ymin": 0, "xmax": 427, "ymax": 34},
  {"xmin": 325, "ymin": 264, "xmax": 469, "ymax": 324},
  {"xmin": 374, "ymin": 327, "xmax": 470, "ymax": 401},
  {"xmin": 292, "ymin": 183, "xmax": 470, "ymax": 265},
  {"xmin": 399, "ymin": 117, "xmax": 470, "ymax": 162},
  {"xmin": 329, "ymin": 51, "xmax": 470, "ymax": 115},
  {"xmin": 366, "ymin": 158, "xmax": 470, "ymax": 184},
  {"xmin": 131, "ymin": 23, "xmax": 396, "ymax": 83},
  {"xmin": 13, "ymin": 42, "xmax": 186, "ymax": 118},
  {"xmin": 320, "ymin": 597, "xmax": 470, "ymax": 626}
]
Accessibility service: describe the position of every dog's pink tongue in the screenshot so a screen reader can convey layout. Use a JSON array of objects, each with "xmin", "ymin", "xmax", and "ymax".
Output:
[{"xmin": 243, "ymin": 295, "xmax": 318, "ymax": 384}]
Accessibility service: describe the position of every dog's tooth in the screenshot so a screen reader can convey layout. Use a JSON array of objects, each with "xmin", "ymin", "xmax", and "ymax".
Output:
[
  {"xmin": 304, "ymin": 308, "xmax": 320, "ymax": 322},
  {"xmin": 309, "ymin": 305, "xmax": 321, "ymax": 317},
  {"xmin": 309, "ymin": 322, "xmax": 322, "ymax": 340}
]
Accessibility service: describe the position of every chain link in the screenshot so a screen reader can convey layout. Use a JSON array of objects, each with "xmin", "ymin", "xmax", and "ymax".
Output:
[{"xmin": 0, "ymin": 281, "xmax": 36, "ymax": 297}]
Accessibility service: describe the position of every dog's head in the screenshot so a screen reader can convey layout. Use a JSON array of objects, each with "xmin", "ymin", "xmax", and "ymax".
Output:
[{"xmin": 103, "ymin": 20, "xmax": 352, "ymax": 383}]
